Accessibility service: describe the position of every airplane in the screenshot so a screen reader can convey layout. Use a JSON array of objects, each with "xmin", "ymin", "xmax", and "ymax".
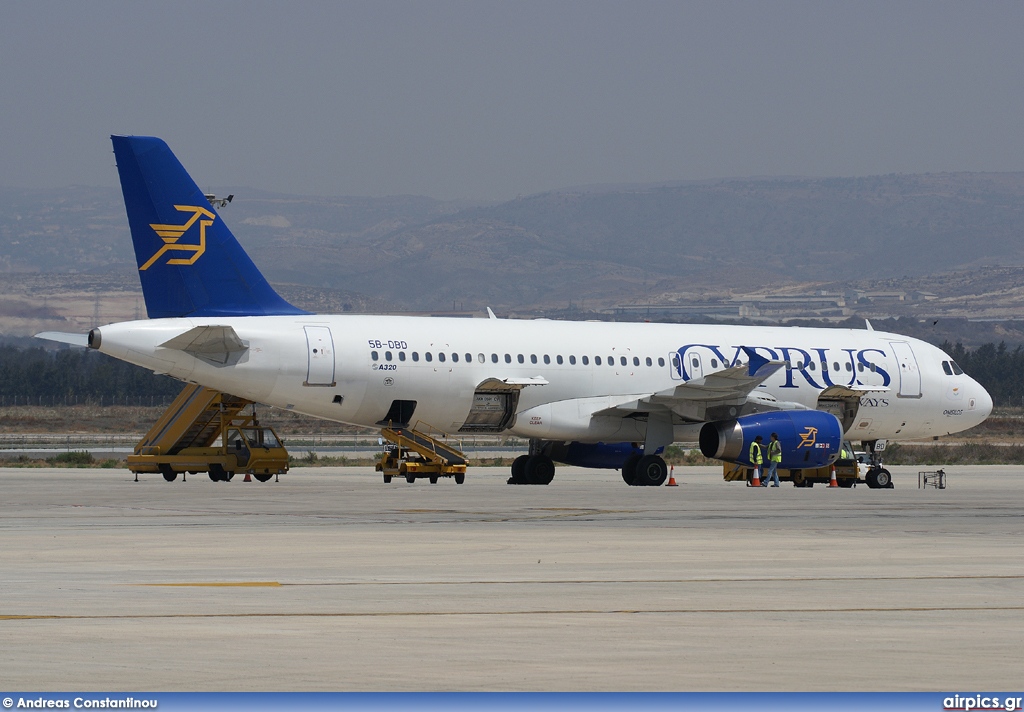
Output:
[{"xmin": 37, "ymin": 136, "xmax": 993, "ymax": 487}]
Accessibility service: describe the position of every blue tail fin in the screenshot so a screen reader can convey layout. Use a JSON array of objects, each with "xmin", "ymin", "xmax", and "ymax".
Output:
[{"xmin": 111, "ymin": 135, "xmax": 306, "ymax": 318}]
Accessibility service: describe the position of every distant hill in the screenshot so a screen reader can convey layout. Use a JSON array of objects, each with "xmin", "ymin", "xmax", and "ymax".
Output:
[{"xmin": 3, "ymin": 173, "xmax": 1024, "ymax": 310}]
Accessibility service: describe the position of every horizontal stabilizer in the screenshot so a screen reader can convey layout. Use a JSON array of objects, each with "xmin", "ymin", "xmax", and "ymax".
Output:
[
  {"xmin": 159, "ymin": 325, "xmax": 248, "ymax": 364},
  {"xmin": 34, "ymin": 331, "xmax": 89, "ymax": 347}
]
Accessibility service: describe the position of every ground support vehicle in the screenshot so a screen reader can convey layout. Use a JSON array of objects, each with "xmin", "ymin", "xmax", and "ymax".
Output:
[
  {"xmin": 722, "ymin": 440, "xmax": 889, "ymax": 488},
  {"xmin": 376, "ymin": 424, "xmax": 468, "ymax": 484},
  {"xmin": 127, "ymin": 384, "xmax": 289, "ymax": 482}
]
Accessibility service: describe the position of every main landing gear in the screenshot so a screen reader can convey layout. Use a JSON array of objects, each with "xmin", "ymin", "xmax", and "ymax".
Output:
[
  {"xmin": 508, "ymin": 454, "xmax": 555, "ymax": 485},
  {"xmin": 505, "ymin": 445, "xmax": 670, "ymax": 487},
  {"xmin": 621, "ymin": 454, "xmax": 669, "ymax": 487}
]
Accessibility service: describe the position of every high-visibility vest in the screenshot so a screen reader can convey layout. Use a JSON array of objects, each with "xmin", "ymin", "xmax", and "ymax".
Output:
[
  {"xmin": 768, "ymin": 440, "xmax": 782, "ymax": 462},
  {"xmin": 749, "ymin": 441, "xmax": 763, "ymax": 465}
]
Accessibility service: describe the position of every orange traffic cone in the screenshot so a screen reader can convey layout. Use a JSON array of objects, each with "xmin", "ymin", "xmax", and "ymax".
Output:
[
  {"xmin": 666, "ymin": 466, "xmax": 678, "ymax": 486},
  {"xmin": 244, "ymin": 473, "xmax": 252, "ymax": 482},
  {"xmin": 828, "ymin": 465, "xmax": 838, "ymax": 487},
  {"xmin": 751, "ymin": 466, "xmax": 761, "ymax": 487}
]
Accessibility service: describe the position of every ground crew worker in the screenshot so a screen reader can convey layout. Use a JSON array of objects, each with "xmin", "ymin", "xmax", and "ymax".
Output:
[
  {"xmin": 765, "ymin": 432, "xmax": 782, "ymax": 487},
  {"xmin": 749, "ymin": 435, "xmax": 764, "ymax": 484}
]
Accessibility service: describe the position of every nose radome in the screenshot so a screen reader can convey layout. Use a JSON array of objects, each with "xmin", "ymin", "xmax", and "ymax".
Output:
[{"xmin": 974, "ymin": 382, "xmax": 993, "ymax": 421}]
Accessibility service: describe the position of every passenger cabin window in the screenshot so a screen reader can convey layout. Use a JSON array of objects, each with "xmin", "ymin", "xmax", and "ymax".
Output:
[
  {"xmin": 658, "ymin": 357, "xmax": 665, "ymax": 367},
  {"xmin": 646, "ymin": 357, "xmax": 652, "ymax": 366},
  {"xmin": 477, "ymin": 353, "xmax": 484, "ymax": 363},
  {"xmin": 451, "ymin": 353, "xmax": 458, "ymax": 362},
  {"xmin": 621, "ymin": 357, "xmax": 627, "ymax": 366},
  {"xmin": 608, "ymin": 356, "xmax": 614, "ymax": 366},
  {"xmin": 412, "ymin": 352, "xmax": 419, "ymax": 362},
  {"xmin": 633, "ymin": 357, "xmax": 639, "ymax": 366},
  {"xmin": 570, "ymin": 355, "xmax": 577, "ymax": 365},
  {"xmin": 845, "ymin": 362, "xmax": 852, "ymax": 372},
  {"xmin": 531, "ymin": 354, "xmax": 538, "ymax": 364},
  {"xmin": 505, "ymin": 354, "xmax": 511, "ymax": 363},
  {"xmin": 543, "ymin": 355, "xmax": 550, "ymax": 364},
  {"xmin": 711, "ymin": 358, "xmax": 718, "ymax": 368},
  {"xmin": 582, "ymin": 356, "xmax": 589, "ymax": 365},
  {"xmin": 808, "ymin": 362, "xmax": 816, "ymax": 371},
  {"xmin": 595, "ymin": 356, "xmax": 602, "ymax": 365},
  {"xmin": 425, "ymin": 352, "xmax": 433, "ymax": 362},
  {"xmin": 491, "ymin": 353, "xmax": 498, "ymax": 363},
  {"xmin": 371, "ymin": 350, "xmax": 379, "ymax": 361},
  {"xmin": 517, "ymin": 354, "xmax": 525, "ymax": 364},
  {"xmin": 398, "ymin": 351, "xmax": 406, "ymax": 361},
  {"xmin": 942, "ymin": 361, "xmax": 953, "ymax": 376},
  {"xmin": 385, "ymin": 351, "xmax": 392, "ymax": 361},
  {"xmin": 438, "ymin": 352, "xmax": 446, "ymax": 362},
  {"xmin": 556, "ymin": 355, "xmax": 563, "ymax": 365}
]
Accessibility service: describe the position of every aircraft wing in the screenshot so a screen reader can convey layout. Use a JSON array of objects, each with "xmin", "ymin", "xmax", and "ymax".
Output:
[{"xmin": 595, "ymin": 347, "xmax": 787, "ymax": 422}]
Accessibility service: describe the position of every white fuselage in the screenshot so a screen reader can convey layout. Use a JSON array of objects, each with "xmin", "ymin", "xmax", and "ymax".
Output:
[{"xmin": 93, "ymin": 315, "xmax": 993, "ymax": 444}]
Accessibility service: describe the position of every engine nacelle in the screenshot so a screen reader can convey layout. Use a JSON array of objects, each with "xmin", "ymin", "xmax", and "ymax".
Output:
[
  {"xmin": 540, "ymin": 441, "xmax": 645, "ymax": 470},
  {"xmin": 699, "ymin": 410, "xmax": 842, "ymax": 470}
]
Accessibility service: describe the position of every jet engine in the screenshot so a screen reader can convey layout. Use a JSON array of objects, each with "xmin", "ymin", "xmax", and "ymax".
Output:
[{"xmin": 699, "ymin": 410, "xmax": 842, "ymax": 469}]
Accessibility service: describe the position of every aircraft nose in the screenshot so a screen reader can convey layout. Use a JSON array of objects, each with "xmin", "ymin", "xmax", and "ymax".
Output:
[{"xmin": 974, "ymin": 381, "xmax": 993, "ymax": 421}]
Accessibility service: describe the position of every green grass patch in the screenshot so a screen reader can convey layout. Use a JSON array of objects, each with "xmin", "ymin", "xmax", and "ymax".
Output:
[{"xmin": 45, "ymin": 450, "xmax": 95, "ymax": 467}]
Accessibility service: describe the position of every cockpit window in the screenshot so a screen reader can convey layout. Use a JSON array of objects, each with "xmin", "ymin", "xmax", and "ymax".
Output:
[
  {"xmin": 950, "ymin": 360, "xmax": 964, "ymax": 376},
  {"xmin": 942, "ymin": 361, "xmax": 953, "ymax": 376}
]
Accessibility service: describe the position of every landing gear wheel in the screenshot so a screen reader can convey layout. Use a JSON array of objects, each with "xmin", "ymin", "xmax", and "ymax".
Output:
[
  {"xmin": 429, "ymin": 476, "xmax": 438, "ymax": 484},
  {"xmin": 791, "ymin": 471, "xmax": 806, "ymax": 488},
  {"xmin": 209, "ymin": 464, "xmax": 227, "ymax": 482},
  {"xmin": 159, "ymin": 464, "xmax": 177, "ymax": 482},
  {"xmin": 383, "ymin": 475, "xmax": 392, "ymax": 483},
  {"xmin": 509, "ymin": 455, "xmax": 530, "ymax": 485},
  {"xmin": 254, "ymin": 474, "xmax": 273, "ymax": 482},
  {"xmin": 866, "ymin": 467, "xmax": 892, "ymax": 489},
  {"xmin": 621, "ymin": 454, "xmax": 640, "ymax": 486},
  {"xmin": 405, "ymin": 474, "xmax": 416, "ymax": 484},
  {"xmin": 454, "ymin": 473, "xmax": 465, "ymax": 484},
  {"xmin": 524, "ymin": 455, "xmax": 555, "ymax": 485},
  {"xmin": 633, "ymin": 455, "xmax": 668, "ymax": 487}
]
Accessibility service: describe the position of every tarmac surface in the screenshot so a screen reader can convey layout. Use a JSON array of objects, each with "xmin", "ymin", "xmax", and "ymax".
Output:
[{"xmin": 1, "ymin": 464, "xmax": 1022, "ymax": 691}]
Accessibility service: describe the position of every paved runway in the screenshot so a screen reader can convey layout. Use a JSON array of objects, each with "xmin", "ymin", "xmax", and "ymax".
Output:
[{"xmin": 1, "ymin": 465, "xmax": 1021, "ymax": 691}]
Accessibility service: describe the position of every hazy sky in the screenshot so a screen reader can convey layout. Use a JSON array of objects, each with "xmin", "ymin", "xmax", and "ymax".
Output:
[{"xmin": 2, "ymin": 1, "xmax": 1023, "ymax": 200}]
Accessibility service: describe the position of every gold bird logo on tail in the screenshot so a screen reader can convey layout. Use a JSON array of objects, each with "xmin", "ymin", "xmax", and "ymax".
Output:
[{"xmin": 139, "ymin": 205, "xmax": 215, "ymax": 271}]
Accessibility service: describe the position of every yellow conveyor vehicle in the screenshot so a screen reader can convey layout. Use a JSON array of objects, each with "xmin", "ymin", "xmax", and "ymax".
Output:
[
  {"xmin": 128, "ymin": 384, "xmax": 289, "ymax": 482},
  {"xmin": 376, "ymin": 423, "xmax": 468, "ymax": 484}
]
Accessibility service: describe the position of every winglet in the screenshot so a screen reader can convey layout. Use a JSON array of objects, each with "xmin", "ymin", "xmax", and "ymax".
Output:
[
  {"xmin": 741, "ymin": 346, "xmax": 771, "ymax": 377},
  {"xmin": 111, "ymin": 135, "xmax": 307, "ymax": 319},
  {"xmin": 486, "ymin": 307, "xmax": 497, "ymax": 320}
]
